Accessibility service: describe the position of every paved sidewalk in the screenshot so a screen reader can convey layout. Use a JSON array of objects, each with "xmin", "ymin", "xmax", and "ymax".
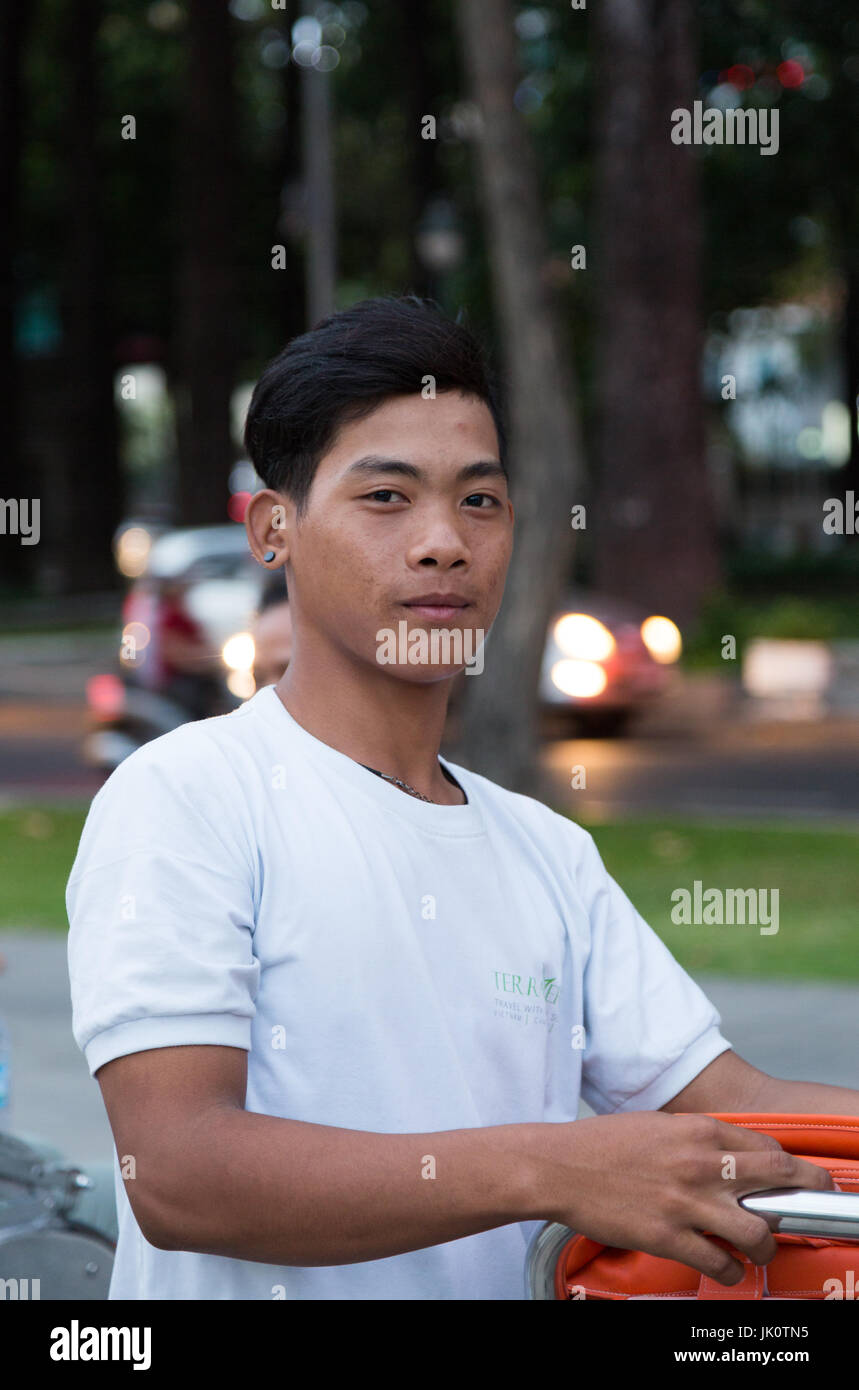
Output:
[
  {"xmin": 0, "ymin": 931, "xmax": 114, "ymax": 1166},
  {"xmin": 694, "ymin": 972, "xmax": 859, "ymax": 1091}
]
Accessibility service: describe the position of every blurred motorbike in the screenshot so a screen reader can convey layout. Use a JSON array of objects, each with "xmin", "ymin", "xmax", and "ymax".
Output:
[
  {"xmin": 0, "ymin": 1131, "xmax": 114, "ymax": 1299},
  {"xmin": 83, "ymin": 523, "xmax": 263, "ymax": 774}
]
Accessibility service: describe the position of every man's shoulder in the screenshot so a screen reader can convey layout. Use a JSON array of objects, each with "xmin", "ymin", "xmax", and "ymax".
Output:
[
  {"xmin": 99, "ymin": 702, "xmax": 258, "ymax": 799},
  {"xmin": 69, "ymin": 706, "xmax": 264, "ymax": 887}
]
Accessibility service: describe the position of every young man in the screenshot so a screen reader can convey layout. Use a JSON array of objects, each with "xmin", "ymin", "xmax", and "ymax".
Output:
[{"xmin": 67, "ymin": 296, "xmax": 856, "ymax": 1301}]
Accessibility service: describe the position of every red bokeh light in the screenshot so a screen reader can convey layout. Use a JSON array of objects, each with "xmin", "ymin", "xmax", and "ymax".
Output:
[
  {"xmin": 776, "ymin": 59, "xmax": 805, "ymax": 89},
  {"xmin": 87, "ymin": 673, "xmax": 125, "ymax": 719},
  {"xmin": 228, "ymin": 491, "xmax": 251, "ymax": 523},
  {"xmin": 719, "ymin": 64, "xmax": 756, "ymax": 91}
]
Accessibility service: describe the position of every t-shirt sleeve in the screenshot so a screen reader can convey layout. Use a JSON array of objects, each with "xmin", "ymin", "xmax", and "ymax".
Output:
[
  {"xmin": 66, "ymin": 734, "xmax": 260, "ymax": 1078},
  {"xmin": 572, "ymin": 829, "xmax": 732, "ymax": 1114}
]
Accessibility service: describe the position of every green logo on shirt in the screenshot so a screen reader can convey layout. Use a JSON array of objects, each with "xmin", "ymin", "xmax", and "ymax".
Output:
[{"xmin": 493, "ymin": 970, "xmax": 560, "ymax": 1005}]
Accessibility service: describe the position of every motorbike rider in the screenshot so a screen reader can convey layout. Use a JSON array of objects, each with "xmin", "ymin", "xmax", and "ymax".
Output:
[{"xmin": 124, "ymin": 576, "xmax": 223, "ymax": 720}]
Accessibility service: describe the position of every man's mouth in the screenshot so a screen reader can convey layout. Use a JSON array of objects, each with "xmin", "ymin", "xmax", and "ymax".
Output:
[{"xmin": 400, "ymin": 593, "xmax": 472, "ymax": 621}]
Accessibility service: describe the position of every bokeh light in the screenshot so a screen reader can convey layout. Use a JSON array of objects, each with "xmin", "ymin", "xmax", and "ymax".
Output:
[
  {"xmin": 554, "ymin": 614, "xmax": 616, "ymax": 662},
  {"xmin": 777, "ymin": 59, "xmax": 805, "ymax": 89},
  {"xmin": 641, "ymin": 617, "xmax": 683, "ymax": 664},
  {"xmin": 719, "ymin": 64, "xmax": 756, "ymax": 90},
  {"xmin": 550, "ymin": 660, "xmax": 608, "ymax": 699},
  {"xmin": 222, "ymin": 632, "xmax": 256, "ymax": 672},
  {"xmin": 115, "ymin": 526, "xmax": 153, "ymax": 578},
  {"xmin": 227, "ymin": 491, "xmax": 252, "ymax": 523}
]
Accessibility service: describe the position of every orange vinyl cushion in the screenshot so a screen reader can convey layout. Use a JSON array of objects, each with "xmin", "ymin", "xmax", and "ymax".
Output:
[{"xmin": 559, "ymin": 1114, "xmax": 859, "ymax": 1301}]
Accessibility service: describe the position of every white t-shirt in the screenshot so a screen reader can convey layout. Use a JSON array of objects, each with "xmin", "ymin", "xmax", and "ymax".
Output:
[{"xmin": 66, "ymin": 683, "xmax": 731, "ymax": 1300}]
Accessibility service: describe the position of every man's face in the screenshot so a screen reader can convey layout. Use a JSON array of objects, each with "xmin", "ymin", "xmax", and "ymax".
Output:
[{"xmin": 270, "ymin": 390, "xmax": 513, "ymax": 684}]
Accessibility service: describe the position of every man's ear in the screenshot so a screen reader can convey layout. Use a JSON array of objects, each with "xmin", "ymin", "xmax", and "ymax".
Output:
[{"xmin": 245, "ymin": 489, "xmax": 294, "ymax": 567}]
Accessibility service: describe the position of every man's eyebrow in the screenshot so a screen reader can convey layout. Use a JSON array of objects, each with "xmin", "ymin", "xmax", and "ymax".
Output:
[{"xmin": 343, "ymin": 455, "xmax": 506, "ymax": 483}]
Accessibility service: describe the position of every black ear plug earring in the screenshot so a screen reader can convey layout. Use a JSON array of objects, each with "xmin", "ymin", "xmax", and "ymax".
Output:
[{"xmin": 263, "ymin": 550, "xmax": 276, "ymax": 563}]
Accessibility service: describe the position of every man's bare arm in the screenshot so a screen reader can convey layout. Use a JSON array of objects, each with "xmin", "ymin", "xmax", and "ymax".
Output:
[
  {"xmin": 661, "ymin": 1048, "xmax": 859, "ymax": 1117},
  {"xmin": 751, "ymin": 1076, "xmax": 859, "ymax": 1114},
  {"xmin": 96, "ymin": 1045, "xmax": 538, "ymax": 1265},
  {"xmin": 97, "ymin": 1043, "xmax": 833, "ymax": 1285}
]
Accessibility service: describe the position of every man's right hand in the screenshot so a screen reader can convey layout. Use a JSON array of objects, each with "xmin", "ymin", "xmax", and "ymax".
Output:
[{"xmin": 534, "ymin": 1111, "xmax": 835, "ymax": 1286}]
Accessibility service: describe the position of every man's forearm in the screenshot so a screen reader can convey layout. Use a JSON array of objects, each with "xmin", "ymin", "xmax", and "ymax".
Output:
[
  {"xmin": 146, "ymin": 1107, "xmax": 545, "ymax": 1266},
  {"xmin": 752, "ymin": 1075, "xmax": 859, "ymax": 1117}
]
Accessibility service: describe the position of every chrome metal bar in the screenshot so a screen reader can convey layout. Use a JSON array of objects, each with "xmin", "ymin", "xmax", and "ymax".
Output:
[
  {"xmin": 739, "ymin": 1187, "xmax": 859, "ymax": 1238},
  {"xmin": 525, "ymin": 1221, "xmax": 577, "ymax": 1300}
]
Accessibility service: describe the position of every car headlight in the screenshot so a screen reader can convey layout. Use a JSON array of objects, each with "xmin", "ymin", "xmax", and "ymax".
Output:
[
  {"xmin": 222, "ymin": 632, "xmax": 255, "ymax": 672},
  {"xmin": 553, "ymin": 613, "xmax": 616, "ymax": 662},
  {"xmin": 641, "ymin": 616, "xmax": 682, "ymax": 664},
  {"xmin": 551, "ymin": 660, "xmax": 608, "ymax": 698}
]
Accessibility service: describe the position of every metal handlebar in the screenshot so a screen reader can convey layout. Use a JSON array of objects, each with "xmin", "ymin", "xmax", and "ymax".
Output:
[
  {"xmin": 739, "ymin": 1186, "xmax": 859, "ymax": 1238},
  {"xmin": 525, "ymin": 1188, "xmax": 859, "ymax": 1300}
]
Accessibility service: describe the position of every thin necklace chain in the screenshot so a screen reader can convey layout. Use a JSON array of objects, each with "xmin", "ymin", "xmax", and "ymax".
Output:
[{"xmin": 360, "ymin": 764, "xmax": 436, "ymax": 803}]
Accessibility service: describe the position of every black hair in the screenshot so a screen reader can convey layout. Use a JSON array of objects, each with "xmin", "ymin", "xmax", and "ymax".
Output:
[{"xmin": 243, "ymin": 294, "xmax": 506, "ymax": 518}]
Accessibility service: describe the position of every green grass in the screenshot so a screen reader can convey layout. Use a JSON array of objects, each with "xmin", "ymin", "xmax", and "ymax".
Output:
[
  {"xmin": 0, "ymin": 806, "xmax": 89, "ymax": 930},
  {"xmin": 572, "ymin": 815, "xmax": 859, "ymax": 983},
  {"xmin": 1, "ymin": 804, "xmax": 858, "ymax": 983}
]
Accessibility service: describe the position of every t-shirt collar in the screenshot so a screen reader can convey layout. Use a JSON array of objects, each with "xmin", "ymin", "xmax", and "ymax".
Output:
[{"xmin": 250, "ymin": 684, "xmax": 486, "ymax": 836}]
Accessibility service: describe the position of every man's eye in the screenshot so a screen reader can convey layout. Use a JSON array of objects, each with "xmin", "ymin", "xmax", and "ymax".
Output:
[
  {"xmin": 365, "ymin": 489, "xmax": 406, "ymax": 503},
  {"xmin": 464, "ymin": 493, "xmax": 500, "ymax": 508}
]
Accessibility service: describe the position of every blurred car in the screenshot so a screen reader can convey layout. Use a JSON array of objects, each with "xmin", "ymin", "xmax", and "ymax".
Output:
[
  {"xmin": 83, "ymin": 522, "xmax": 265, "ymax": 771},
  {"xmin": 539, "ymin": 589, "xmax": 682, "ymax": 736}
]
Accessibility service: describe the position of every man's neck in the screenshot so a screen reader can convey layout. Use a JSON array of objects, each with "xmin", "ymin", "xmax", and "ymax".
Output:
[{"xmin": 272, "ymin": 654, "xmax": 464, "ymax": 805}]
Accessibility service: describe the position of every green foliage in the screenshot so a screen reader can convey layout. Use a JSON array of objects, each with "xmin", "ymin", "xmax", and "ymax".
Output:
[
  {"xmin": 22, "ymin": 0, "xmax": 853, "ymax": 370},
  {"xmin": 682, "ymin": 590, "xmax": 752, "ymax": 668},
  {"xmin": 698, "ymin": 0, "xmax": 859, "ymax": 313},
  {"xmin": 752, "ymin": 596, "xmax": 839, "ymax": 640},
  {"xmin": 17, "ymin": 0, "xmax": 859, "ymax": 517},
  {"xmin": 683, "ymin": 589, "xmax": 855, "ymax": 666}
]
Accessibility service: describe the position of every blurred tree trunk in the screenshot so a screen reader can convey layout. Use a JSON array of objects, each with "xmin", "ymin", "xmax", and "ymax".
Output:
[
  {"xmin": 400, "ymin": 0, "xmax": 436, "ymax": 298},
  {"xmin": 0, "ymin": 0, "xmax": 35, "ymax": 587},
  {"xmin": 453, "ymin": 0, "xmax": 585, "ymax": 796},
  {"xmin": 301, "ymin": 0, "xmax": 336, "ymax": 326},
  {"xmin": 275, "ymin": 0, "xmax": 306, "ymax": 344},
  {"xmin": 173, "ymin": 0, "xmax": 238, "ymax": 524},
  {"xmin": 591, "ymin": 0, "xmax": 719, "ymax": 627},
  {"xmin": 59, "ymin": 0, "xmax": 122, "ymax": 592}
]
